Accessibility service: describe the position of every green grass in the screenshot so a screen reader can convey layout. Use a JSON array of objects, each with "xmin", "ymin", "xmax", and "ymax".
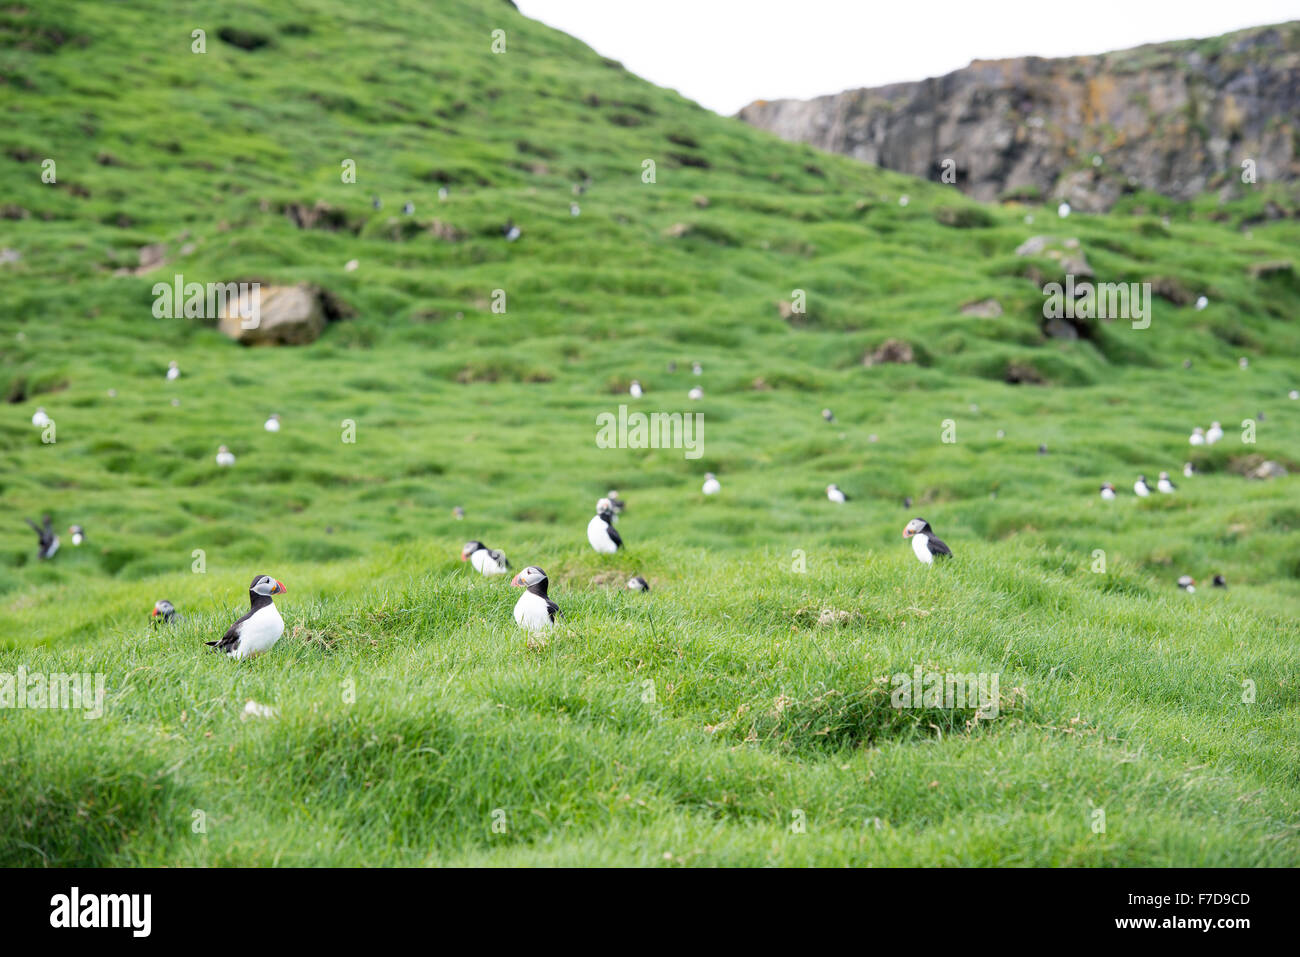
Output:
[{"xmin": 1, "ymin": 0, "xmax": 1298, "ymax": 866}]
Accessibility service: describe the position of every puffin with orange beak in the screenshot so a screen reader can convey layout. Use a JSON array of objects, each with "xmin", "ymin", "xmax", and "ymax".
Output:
[
  {"xmin": 510, "ymin": 566, "xmax": 559, "ymax": 630},
  {"xmin": 207, "ymin": 574, "xmax": 287, "ymax": 659},
  {"xmin": 903, "ymin": 518, "xmax": 952, "ymax": 565},
  {"xmin": 152, "ymin": 599, "xmax": 178, "ymax": 624},
  {"xmin": 460, "ymin": 541, "xmax": 510, "ymax": 575}
]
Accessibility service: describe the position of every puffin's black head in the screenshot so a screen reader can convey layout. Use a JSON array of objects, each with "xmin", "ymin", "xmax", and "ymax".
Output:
[
  {"xmin": 903, "ymin": 518, "xmax": 931, "ymax": 538},
  {"xmin": 461, "ymin": 541, "xmax": 484, "ymax": 561},
  {"xmin": 152, "ymin": 599, "xmax": 175, "ymax": 622},
  {"xmin": 249, "ymin": 574, "xmax": 286, "ymax": 597}
]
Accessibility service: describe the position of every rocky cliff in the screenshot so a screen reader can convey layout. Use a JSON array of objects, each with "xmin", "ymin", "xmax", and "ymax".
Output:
[{"xmin": 737, "ymin": 22, "xmax": 1300, "ymax": 211}]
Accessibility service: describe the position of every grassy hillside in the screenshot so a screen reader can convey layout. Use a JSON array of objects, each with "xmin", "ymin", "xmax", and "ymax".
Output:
[{"xmin": 0, "ymin": 0, "xmax": 1297, "ymax": 865}]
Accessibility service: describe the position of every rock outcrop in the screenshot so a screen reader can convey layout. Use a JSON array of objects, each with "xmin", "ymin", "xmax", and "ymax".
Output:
[
  {"xmin": 738, "ymin": 22, "xmax": 1300, "ymax": 211},
  {"xmin": 217, "ymin": 282, "xmax": 352, "ymax": 345}
]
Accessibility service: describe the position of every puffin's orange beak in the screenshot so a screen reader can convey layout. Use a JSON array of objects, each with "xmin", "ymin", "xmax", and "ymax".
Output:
[
  {"xmin": 903, "ymin": 528, "xmax": 913, "ymax": 538},
  {"xmin": 510, "ymin": 574, "xmax": 523, "ymax": 587},
  {"xmin": 273, "ymin": 580, "xmax": 286, "ymax": 594},
  {"xmin": 151, "ymin": 606, "xmax": 160, "ymax": 616},
  {"xmin": 460, "ymin": 550, "xmax": 469, "ymax": 561}
]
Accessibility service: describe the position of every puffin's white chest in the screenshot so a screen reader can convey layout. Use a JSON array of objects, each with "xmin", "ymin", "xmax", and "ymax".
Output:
[
  {"xmin": 1157, "ymin": 478, "xmax": 1175, "ymax": 493},
  {"xmin": 587, "ymin": 515, "xmax": 619, "ymax": 553},
  {"xmin": 1100, "ymin": 488, "xmax": 1115, "ymax": 500},
  {"xmin": 629, "ymin": 383, "xmax": 642, "ymax": 398},
  {"xmin": 232, "ymin": 603, "xmax": 284, "ymax": 659},
  {"xmin": 1134, "ymin": 481, "xmax": 1149, "ymax": 497},
  {"xmin": 471, "ymin": 548, "xmax": 508, "ymax": 575},
  {"xmin": 264, "ymin": 419, "xmax": 280, "ymax": 432},
  {"xmin": 216, "ymin": 452, "xmax": 235, "ymax": 467},
  {"xmin": 911, "ymin": 533, "xmax": 933, "ymax": 565},
  {"xmin": 1206, "ymin": 428, "xmax": 1222, "ymax": 444},
  {"xmin": 513, "ymin": 591, "xmax": 553, "ymax": 630},
  {"xmin": 828, "ymin": 488, "xmax": 846, "ymax": 504},
  {"xmin": 702, "ymin": 479, "xmax": 720, "ymax": 495}
]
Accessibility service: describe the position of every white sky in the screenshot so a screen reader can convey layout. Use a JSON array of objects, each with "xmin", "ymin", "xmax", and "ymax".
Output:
[{"xmin": 515, "ymin": 0, "xmax": 1299, "ymax": 115}]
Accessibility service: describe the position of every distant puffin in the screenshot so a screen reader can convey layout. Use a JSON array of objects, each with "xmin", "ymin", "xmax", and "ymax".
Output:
[
  {"xmin": 1157, "ymin": 471, "xmax": 1177, "ymax": 493},
  {"xmin": 606, "ymin": 490, "xmax": 626, "ymax": 515},
  {"xmin": 215, "ymin": 445, "xmax": 236, "ymax": 467},
  {"xmin": 402, "ymin": 201, "xmax": 415, "ymax": 215},
  {"xmin": 666, "ymin": 361, "xmax": 677, "ymax": 373},
  {"xmin": 452, "ymin": 505, "xmax": 465, "ymax": 520},
  {"xmin": 1289, "ymin": 390, "xmax": 1299, "ymax": 400},
  {"xmin": 1134, "ymin": 475, "xmax": 1151, "ymax": 497},
  {"xmin": 438, "ymin": 187, "xmax": 449, "ymax": 201},
  {"xmin": 1206, "ymin": 421, "xmax": 1223, "ymax": 444},
  {"xmin": 692, "ymin": 362, "xmax": 702, "ymax": 376},
  {"xmin": 587, "ymin": 498, "xmax": 622, "ymax": 553},
  {"xmin": 69, "ymin": 524, "xmax": 85, "ymax": 546},
  {"xmin": 1188, "ymin": 427, "xmax": 1205, "ymax": 445},
  {"xmin": 903, "ymin": 518, "xmax": 952, "ymax": 565},
  {"xmin": 1238, "ymin": 357, "xmax": 1248, "ymax": 369},
  {"xmin": 826, "ymin": 484, "xmax": 847, "ymax": 504},
  {"xmin": 627, "ymin": 575, "xmax": 650, "ymax": 592},
  {"xmin": 688, "ymin": 387, "xmax": 703, "ymax": 401},
  {"xmin": 1100, "ymin": 482, "xmax": 1116, "ymax": 500},
  {"xmin": 461, "ymin": 540, "xmax": 510, "ymax": 575},
  {"xmin": 264, "ymin": 414, "xmax": 281, "ymax": 432},
  {"xmin": 502, "ymin": 220, "xmax": 521, "ymax": 242},
  {"xmin": 1212, "ymin": 574, "xmax": 1226, "ymax": 588},
  {"xmin": 1038, "ymin": 444, "xmax": 1048, "ymax": 455},
  {"xmin": 822, "ymin": 408, "xmax": 835, "ymax": 423},
  {"xmin": 570, "ymin": 203, "xmax": 581, "ymax": 217},
  {"xmin": 1195, "ymin": 296, "xmax": 1208, "ymax": 311},
  {"xmin": 1183, "ymin": 462, "xmax": 1195, "ymax": 478},
  {"xmin": 371, "ymin": 196, "xmax": 382, "ymax": 210},
  {"xmin": 152, "ymin": 599, "xmax": 177, "ymax": 623},
  {"xmin": 31, "ymin": 407, "xmax": 50, "ymax": 428},
  {"xmin": 25, "ymin": 515, "xmax": 59, "ymax": 559},
  {"xmin": 207, "ymin": 574, "xmax": 286, "ymax": 659},
  {"xmin": 167, "ymin": 360, "xmax": 180, "ymax": 381},
  {"xmin": 1177, "ymin": 575, "xmax": 1196, "ymax": 593},
  {"xmin": 701, "ymin": 472, "xmax": 721, "ymax": 496},
  {"xmin": 511, "ymin": 566, "xmax": 559, "ymax": 630},
  {"xmin": 629, "ymin": 380, "xmax": 643, "ymax": 398},
  {"xmin": 903, "ymin": 496, "xmax": 912, "ymax": 509}
]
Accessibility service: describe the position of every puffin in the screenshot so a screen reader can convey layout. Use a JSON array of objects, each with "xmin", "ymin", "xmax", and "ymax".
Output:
[
  {"xmin": 1188, "ymin": 427, "xmax": 1205, "ymax": 446},
  {"xmin": 1289, "ymin": 390, "xmax": 1298, "ymax": 401},
  {"xmin": 1183, "ymin": 462, "xmax": 1195, "ymax": 478},
  {"xmin": 1157, "ymin": 471, "xmax": 1177, "ymax": 493},
  {"xmin": 1212, "ymin": 574, "xmax": 1227, "ymax": 588},
  {"xmin": 903, "ymin": 496, "xmax": 913, "ymax": 509},
  {"xmin": 606, "ymin": 490, "xmax": 626, "ymax": 515},
  {"xmin": 1195, "ymin": 296, "xmax": 1208, "ymax": 311},
  {"xmin": 402, "ymin": 201, "xmax": 415, "ymax": 215},
  {"xmin": 152, "ymin": 599, "xmax": 178, "ymax": 623},
  {"xmin": 688, "ymin": 387, "xmax": 703, "ymax": 401},
  {"xmin": 371, "ymin": 196, "xmax": 382, "ymax": 210},
  {"xmin": 1206, "ymin": 422, "xmax": 1223, "ymax": 444},
  {"xmin": 264, "ymin": 414, "xmax": 281, "ymax": 433},
  {"xmin": 1038, "ymin": 444, "xmax": 1048, "ymax": 455},
  {"xmin": 903, "ymin": 518, "xmax": 952, "ymax": 565},
  {"xmin": 629, "ymin": 380, "xmax": 643, "ymax": 398},
  {"xmin": 207, "ymin": 574, "xmax": 287, "ymax": 659},
  {"xmin": 215, "ymin": 445, "xmax": 236, "ymax": 467},
  {"xmin": 1238, "ymin": 357, "xmax": 1248, "ymax": 369},
  {"xmin": 452, "ymin": 505, "xmax": 465, "ymax": 520},
  {"xmin": 510, "ymin": 566, "xmax": 559, "ymax": 630},
  {"xmin": 587, "ymin": 498, "xmax": 622, "ymax": 554},
  {"xmin": 822, "ymin": 408, "xmax": 835, "ymax": 423},
  {"xmin": 570, "ymin": 203, "xmax": 581, "ymax": 217},
  {"xmin": 69, "ymin": 524, "xmax": 85, "ymax": 546},
  {"xmin": 1099, "ymin": 482, "xmax": 1116, "ymax": 500},
  {"xmin": 826, "ymin": 484, "xmax": 847, "ymax": 504},
  {"xmin": 31, "ymin": 407, "xmax": 51, "ymax": 428},
  {"xmin": 166, "ymin": 360, "xmax": 180, "ymax": 381},
  {"xmin": 666, "ymin": 361, "xmax": 677, "ymax": 373},
  {"xmin": 702, "ymin": 472, "xmax": 721, "ymax": 496},
  {"xmin": 438, "ymin": 187, "xmax": 448, "ymax": 201},
  {"xmin": 25, "ymin": 515, "xmax": 59, "ymax": 559},
  {"xmin": 627, "ymin": 575, "xmax": 650, "ymax": 592},
  {"xmin": 502, "ymin": 220, "xmax": 521, "ymax": 242},
  {"xmin": 1177, "ymin": 575, "xmax": 1196, "ymax": 593},
  {"xmin": 461, "ymin": 540, "xmax": 510, "ymax": 575},
  {"xmin": 692, "ymin": 362, "xmax": 702, "ymax": 376},
  {"xmin": 1134, "ymin": 475, "xmax": 1152, "ymax": 497}
]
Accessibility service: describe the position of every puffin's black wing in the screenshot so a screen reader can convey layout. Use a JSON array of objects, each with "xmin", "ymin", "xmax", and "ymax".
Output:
[
  {"xmin": 488, "ymin": 548, "xmax": 509, "ymax": 569},
  {"xmin": 545, "ymin": 598, "xmax": 561, "ymax": 622},
  {"xmin": 928, "ymin": 536, "xmax": 953, "ymax": 558},
  {"xmin": 206, "ymin": 609, "xmax": 252, "ymax": 653},
  {"xmin": 605, "ymin": 524, "xmax": 623, "ymax": 549}
]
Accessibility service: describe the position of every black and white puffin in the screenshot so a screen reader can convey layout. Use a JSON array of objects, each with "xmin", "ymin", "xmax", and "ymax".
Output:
[
  {"xmin": 903, "ymin": 518, "xmax": 952, "ymax": 565},
  {"xmin": 627, "ymin": 575, "xmax": 650, "ymax": 592},
  {"xmin": 166, "ymin": 360, "xmax": 180, "ymax": 381},
  {"xmin": 826, "ymin": 484, "xmax": 847, "ymax": 504},
  {"xmin": 606, "ymin": 490, "xmax": 626, "ymax": 515},
  {"xmin": 502, "ymin": 220, "xmax": 521, "ymax": 242},
  {"xmin": 461, "ymin": 540, "xmax": 509, "ymax": 575},
  {"xmin": 903, "ymin": 496, "xmax": 913, "ymax": 509},
  {"xmin": 452, "ymin": 505, "xmax": 465, "ymax": 520},
  {"xmin": 1212, "ymin": 574, "xmax": 1227, "ymax": 588},
  {"xmin": 1157, "ymin": 471, "xmax": 1177, "ymax": 493},
  {"xmin": 402, "ymin": 200, "xmax": 415, "ymax": 215},
  {"xmin": 206, "ymin": 574, "xmax": 286, "ymax": 660},
  {"xmin": 510, "ymin": 566, "xmax": 559, "ymax": 629},
  {"xmin": 629, "ymin": 380, "xmax": 643, "ymax": 398},
  {"xmin": 587, "ymin": 498, "xmax": 622, "ymax": 553},
  {"xmin": 152, "ymin": 599, "xmax": 178, "ymax": 623},
  {"xmin": 822, "ymin": 408, "xmax": 835, "ymax": 423},
  {"xmin": 264, "ymin": 413, "xmax": 281, "ymax": 433},
  {"xmin": 702, "ymin": 472, "xmax": 721, "ymax": 496},
  {"xmin": 1177, "ymin": 575, "xmax": 1196, "ymax": 593},
  {"xmin": 1134, "ymin": 475, "xmax": 1151, "ymax": 497},
  {"xmin": 25, "ymin": 515, "xmax": 59, "ymax": 559},
  {"xmin": 69, "ymin": 524, "xmax": 85, "ymax": 545},
  {"xmin": 31, "ymin": 407, "xmax": 50, "ymax": 428},
  {"xmin": 371, "ymin": 196, "xmax": 382, "ymax": 210},
  {"xmin": 1100, "ymin": 482, "xmax": 1116, "ymax": 500},
  {"xmin": 216, "ymin": 445, "xmax": 236, "ymax": 467},
  {"xmin": 1183, "ymin": 462, "xmax": 1195, "ymax": 478}
]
